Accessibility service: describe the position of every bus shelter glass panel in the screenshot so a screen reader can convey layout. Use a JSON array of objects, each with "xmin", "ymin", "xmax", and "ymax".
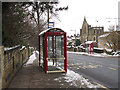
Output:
[
  {"xmin": 47, "ymin": 36, "xmax": 53, "ymax": 65},
  {"xmin": 55, "ymin": 35, "xmax": 64, "ymax": 70},
  {"xmin": 47, "ymin": 35, "xmax": 65, "ymax": 72}
]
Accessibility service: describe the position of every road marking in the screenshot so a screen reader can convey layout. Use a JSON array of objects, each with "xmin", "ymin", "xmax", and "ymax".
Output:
[
  {"xmin": 78, "ymin": 66, "xmax": 87, "ymax": 69},
  {"xmin": 108, "ymin": 67, "xmax": 116, "ymax": 71},
  {"xmin": 71, "ymin": 64, "xmax": 74, "ymax": 66},
  {"xmin": 88, "ymin": 65, "xmax": 97, "ymax": 68},
  {"xmin": 73, "ymin": 67, "xmax": 78, "ymax": 69},
  {"xmin": 76, "ymin": 63, "xmax": 82, "ymax": 65},
  {"xmin": 94, "ymin": 82, "xmax": 109, "ymax": 90},
  {"xmin": 69, "ymin": 64, "xmax": 103, "ymax": 70},
  {"xmin": 82, "ymin": 66, "xmax": 87, "ymax": 69},
  {"xmin": 78, "ymin": 65, "xmax": 103, "ymax": 69},
  {"xmin": 68, "ymin": 63, "xmax": 83, "ymax": 66},
  {"xmin": 89, "ymin": 63, "xmax": 93, "ymax": 64}
]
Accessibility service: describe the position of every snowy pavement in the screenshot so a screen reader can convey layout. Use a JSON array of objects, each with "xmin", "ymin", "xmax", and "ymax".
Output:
[
  {"xmin": 23, "ymin": 51, "xmax": 36, "ymax": 66},
  {"xmin": 54, "ymin": 69, "xmax": 101, "ymax": 88},
  {"xmin": 67, "ymin": 51, "xmax": 120, "ymax": 57},
  {"xmin": 8, "ymin": 50, "xmax": 75, "ymax": 88},
  {"xmin": 22, "ymin": 50, "xmax": 105, "ymax": 88}
]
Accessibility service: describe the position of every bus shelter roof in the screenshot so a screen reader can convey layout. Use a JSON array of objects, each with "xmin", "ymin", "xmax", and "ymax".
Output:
[{"xmin": 39, "ymin": 28, "xmax": 64, "ymax": 36}]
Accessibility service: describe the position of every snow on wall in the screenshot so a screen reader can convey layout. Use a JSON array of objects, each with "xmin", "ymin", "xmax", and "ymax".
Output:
[
  {"xmin": 4, "ymin": 45, "xmax": 20, "ymax": 51},
  {"xmin": 20, "ymin": 46, "xmax": 25, "ymax": 50},
  {"xmin": 94, "ymin": 47, "xmax": 104, "ymax": 50},
  {"xmin": 105, "ymin": 48, "xmax": 113, "ymax": 52}
]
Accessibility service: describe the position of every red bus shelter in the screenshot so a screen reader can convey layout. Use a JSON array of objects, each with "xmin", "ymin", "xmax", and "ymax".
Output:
[
  {"xmin": 84, "ymin": 41, "xmax": 97, "ymax": 54},
  {"xmin": 38, "ymin": 28, "xmax": 67, "ymax": 73}
]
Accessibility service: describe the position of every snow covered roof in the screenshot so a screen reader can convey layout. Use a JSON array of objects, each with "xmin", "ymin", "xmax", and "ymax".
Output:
[
  {"xmin": 39, "ymin": 28, "xmax": 64, "ymax": 36},
  {"xmin": 98, "ymin": 33, "xmax": 110, "ymax": 38},
  {"xmin": 85, "ymin": 41, "xmax": 97, "ymax": 44}
]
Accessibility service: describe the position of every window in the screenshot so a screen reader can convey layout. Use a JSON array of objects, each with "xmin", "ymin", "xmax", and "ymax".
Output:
[{"xmin": 101, "ymin": 40, "xmax": 103, "ymax": 43}]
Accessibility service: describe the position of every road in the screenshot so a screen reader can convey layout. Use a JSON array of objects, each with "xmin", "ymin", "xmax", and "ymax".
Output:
[{"xmin": 67, "ymin": 53, "xmax": 119, "ymax": 88}]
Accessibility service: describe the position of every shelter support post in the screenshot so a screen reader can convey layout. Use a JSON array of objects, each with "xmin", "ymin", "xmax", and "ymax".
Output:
[
  {"xmin": 64, "ymin": 33, "xmax": 67, "ymax": 73},
  {"xmin": 45, "ymin": 33, "xmax": 48, "ymax": 73}
]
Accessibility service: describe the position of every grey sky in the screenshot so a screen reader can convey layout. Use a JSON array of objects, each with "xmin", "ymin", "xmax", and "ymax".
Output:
[
  {"xmin": 0, "ymin": 0, "xmax": 119, "ymax": 36},
  {"xmin": 52, "ymin": 0, "xmax": 120, "ymax": 36}
]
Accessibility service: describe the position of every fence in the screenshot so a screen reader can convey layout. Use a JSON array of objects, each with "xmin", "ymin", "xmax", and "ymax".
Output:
[{"xmin": 0, "ymin": 45, "xmax": 33, "ymax": 88}]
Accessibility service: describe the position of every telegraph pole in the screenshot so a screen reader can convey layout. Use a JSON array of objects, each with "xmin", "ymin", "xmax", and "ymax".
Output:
[
  {"xmin": 70, "ymin": 30, "xmax": 76, "ymax": 47},
  {"xmin": 47, "ymin": 8, "xmax": 49, "ymax": 29}
]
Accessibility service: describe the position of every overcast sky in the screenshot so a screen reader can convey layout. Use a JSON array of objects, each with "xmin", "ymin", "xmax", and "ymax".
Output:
[{"xmin": 51, "ymin": 0, "xmax": 120, "ymax": 36}]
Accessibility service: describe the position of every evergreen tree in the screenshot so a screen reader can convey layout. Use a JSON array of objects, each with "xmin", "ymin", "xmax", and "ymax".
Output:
[
  {"xmin": 2, "ymin": 1, "xmax": 68, "ymax": 48},
  {"xmin": 75, "ymin": 39, "xmax": 81, "ymax": 46}
]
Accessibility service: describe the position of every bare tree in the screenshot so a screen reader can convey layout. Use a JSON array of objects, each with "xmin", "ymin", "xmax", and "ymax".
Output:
[
  {"xmin": 2, "ymin": 1, "xmax": 68, "ymax": 48},
  {"xmin": 20, "ymin": 1, "xmax": 68, "ymax": 49},
  {"xmin": 21, "ymin": 1, "xmax": 68, "ymax": 33},
  {"xmin": 108, "ymin": 25, "xmax": 115, "ymax": 32}
]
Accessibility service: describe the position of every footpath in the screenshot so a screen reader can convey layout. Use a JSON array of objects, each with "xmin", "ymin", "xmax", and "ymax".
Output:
[
  {"xmin": 8, "ymin": 51, "xmax": 75, "ymax": 88},
  {"xmin": 8, "ymin": 51, "xmax": 107, "ymax": 89}
]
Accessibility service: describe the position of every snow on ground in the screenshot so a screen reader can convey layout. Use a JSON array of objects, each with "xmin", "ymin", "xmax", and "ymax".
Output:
[
  {"xmin": 25, "ymin": 51, "xmax": 36, "ymax": 65},
  {"xmin": 67, "ymin": 51, "xmax": 119, "ymax": 57},
  {"xmin": 48, "ymin": 61, "xmax": 56, "ymax": 66},
  {"xmin": 54, "ymin": 69, "xmax": 100, "ymax": 88},
  {"xmin": 35, "ymin": 50, "xmax": 39, "ymax": 54}
]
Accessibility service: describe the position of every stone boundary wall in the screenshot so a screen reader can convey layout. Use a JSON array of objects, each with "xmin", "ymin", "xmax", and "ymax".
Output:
[
  {"xmin": 0, "ymin": 46, "xmax": 2, "ymax": 90},
  {"xmin": 0, "ymin": 45, "xmax": 33, "ymax": 88}
]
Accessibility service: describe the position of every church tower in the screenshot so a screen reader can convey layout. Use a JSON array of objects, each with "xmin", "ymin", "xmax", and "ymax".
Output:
[
  {"xmin": 80, "ymin": 17, "xmax": 104, "ymax": 44},
  {"xmin": 80, "ymin": 17, "xmax": 89, "ymax": 43}
]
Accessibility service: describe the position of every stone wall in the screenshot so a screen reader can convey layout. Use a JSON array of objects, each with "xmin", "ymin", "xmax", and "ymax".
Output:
[
  {"xmin": 0, "ymin": 45, "xmax": 33, "ymax": 88},
  {"xmin": 0, "ymin": 46, "xmax": 3, "ymax": 90}
]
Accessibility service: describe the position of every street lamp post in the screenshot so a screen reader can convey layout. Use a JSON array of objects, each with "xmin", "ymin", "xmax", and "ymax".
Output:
[{"xmin": 70, "ymin": 30, "xmax": 76, "ymax": 47}]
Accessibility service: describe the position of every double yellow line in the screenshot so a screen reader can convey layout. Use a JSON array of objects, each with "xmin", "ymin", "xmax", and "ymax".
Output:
[{"xmin": 94, "ymin": 82, "xmax": 109, "ymax": 90}]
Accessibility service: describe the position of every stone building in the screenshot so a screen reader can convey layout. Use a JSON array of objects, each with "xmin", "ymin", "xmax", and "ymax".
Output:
[
  {"xmin": 80, "ymin": 17, "xmax": 104, "ymax": 44},
  {"xmin": 98, "ymin": 32, "xmax": 111, "ymax": 49},
  {"xmin": 98, "ymin": 31, "xmax": 120, "ymax": 51}
]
